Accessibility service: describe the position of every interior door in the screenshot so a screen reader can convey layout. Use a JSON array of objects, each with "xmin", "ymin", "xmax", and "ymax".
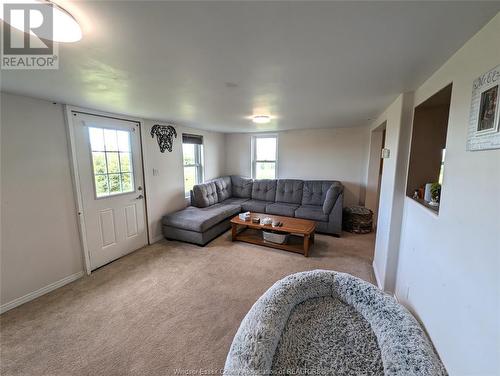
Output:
[{"xmin": 72, "ymin": 112, "xmax": 147, "ymax": 270}]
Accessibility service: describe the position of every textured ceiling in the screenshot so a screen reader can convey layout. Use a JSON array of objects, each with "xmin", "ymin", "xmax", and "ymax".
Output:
[{"xmin": 2, "ymin": 1, "xmax": 499, "ymax": 132}]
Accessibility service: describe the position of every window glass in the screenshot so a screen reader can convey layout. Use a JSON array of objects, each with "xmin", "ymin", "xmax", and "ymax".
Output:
[
  {"xmin": 122, "ymin": 173, "xmax": 133, "ymax": 191},
  {"xmin": 119, "ymin": 152, "xmax": 131, "ymax": 172},
  {"xmin": 89, "ymin": 127, "xmax": 134, "ymax": 197},
  {"xmin": 255, "ymin": 162, "xmax": 276, "ymax": 180},
  {"xmin": 106, "ymin": 152, "xmax": 120, "ymax": 173},
  {"xmin": 104, "ymin": 129, "xmax": 118, "ymax": 151},
  {"xmin": 438, "ymin": 149, "xmax": 446, "ymax": 184},
  {"xmin": 256, "ymin": 137, "xmax": 276, "ymax": 160},
  {"xmin": 92, "ymin": 152, "xmax": 107, "ymax": 174},
  {"xmin": 183, "ymin": 166, "xmax": 197, "ymax": 194},
  {"xmin": 89, "ymin": 127, "xmax": 104, "ymax": 151},
  {"xmin": 253, "ymin": 136, "xmax": 277, "ymax": 179},
  {"xmin": 116, "ymin": 130, "xmax": 131, "ymax": 152},
  {"xmin": 183, "ymin": 144, "xmax": 196, "ymax": 165},
  {"xmin": 95, "ymin": 175, "xmax": 109, "ymax": 197},
  {"xmin": 182, "ymin": 138, "xmax": 203, "ymax": 196},
  {"xmin": 108, "ymin": 174, "xmax": 121, "ymax": 193}
]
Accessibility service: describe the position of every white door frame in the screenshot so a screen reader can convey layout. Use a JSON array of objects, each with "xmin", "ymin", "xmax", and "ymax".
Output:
[{"xmin": 64, "ymin": 105, "xmax": 150, "ymax": 275}]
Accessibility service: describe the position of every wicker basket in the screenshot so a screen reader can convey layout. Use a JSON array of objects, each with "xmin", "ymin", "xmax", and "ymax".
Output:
[
  {"xmin": 343, "ymin": 206, "xmax": 373, "ymax": 234},
  {"xmin": 263, "ymin": 231, "xmax": 289, "ymax": 244}
]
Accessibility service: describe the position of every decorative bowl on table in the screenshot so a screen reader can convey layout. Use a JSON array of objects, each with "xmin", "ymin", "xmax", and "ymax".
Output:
[{"xmin": 262, "ymin": 217, "xmax": 272, "ymax": 225}]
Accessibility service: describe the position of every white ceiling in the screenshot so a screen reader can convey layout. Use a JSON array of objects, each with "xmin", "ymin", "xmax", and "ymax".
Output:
[{"xmin": 1, "ymin": 1, "xmax": 499, "ymax": 132}]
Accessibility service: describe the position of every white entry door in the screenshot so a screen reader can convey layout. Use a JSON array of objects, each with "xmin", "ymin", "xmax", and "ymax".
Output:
[{"xmin": 72, "ymin": 112, "xmax": 148, "ymax": 271}]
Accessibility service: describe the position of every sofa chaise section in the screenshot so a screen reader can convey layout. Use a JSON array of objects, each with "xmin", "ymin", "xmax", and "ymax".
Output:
[
  {"xmin": 162, "ymin": 203, "xmax": 241, "ymax": 245},
  {"xmin": 162, "ymin": 178, "xmax": 243, "ymax": 246}
]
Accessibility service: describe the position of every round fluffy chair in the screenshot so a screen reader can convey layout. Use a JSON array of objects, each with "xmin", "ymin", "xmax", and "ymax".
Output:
[{"xmin": 224, "ymin": 270, "xmax": 447, "ymax": 376}]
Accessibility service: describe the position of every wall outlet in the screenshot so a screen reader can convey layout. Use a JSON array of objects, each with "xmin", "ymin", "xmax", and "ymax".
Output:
[
  {"xmin": 381, "ymin": 148, "xmax": 390, "ymax": 159},
  {"xmin": 153, "ymin": 168, "xmax": 159, "ymax": 176}
]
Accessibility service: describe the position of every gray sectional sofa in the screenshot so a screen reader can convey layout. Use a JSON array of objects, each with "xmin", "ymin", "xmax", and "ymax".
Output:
[{"xmin": 162, "ymin": 176, "xmax": 344, "ymax": 246}]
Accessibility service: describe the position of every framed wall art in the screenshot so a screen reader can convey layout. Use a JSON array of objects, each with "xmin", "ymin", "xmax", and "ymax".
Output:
[{"xmin": 466, "ymin": 64, "xmax": 500, "ymax": 151}]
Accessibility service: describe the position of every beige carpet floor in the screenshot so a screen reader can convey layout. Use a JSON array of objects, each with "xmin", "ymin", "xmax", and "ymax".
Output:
[{"xmin": 0, "ymin": 231, "xmax": 375, "ymax": 376}]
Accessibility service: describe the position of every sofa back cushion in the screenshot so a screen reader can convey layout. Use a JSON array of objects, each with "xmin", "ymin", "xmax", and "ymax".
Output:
[
  {"xmin": 192, "ymin": 181, "xmax": 218, "ymax": 207},
  {"xmin": 276, "ymin": 179, "xmax": 304, "ymax": 204},
  {"xmin": 322, "ymin": 183, "xmax": 343, "ymax": 214},
  {"xmin": 252, "ymin": 179, "xmax": 277, "ymax": 201},
  {"xmin": 230, "ymin": 176, "xmax": 253, "ymax": 198},
  {"xmin": 213, "ymin": 176, "xmax": 232, "ymax": 202},
  {"xmin": 302, "ymin": 180, "xmax": 340, "ymax": 206}
]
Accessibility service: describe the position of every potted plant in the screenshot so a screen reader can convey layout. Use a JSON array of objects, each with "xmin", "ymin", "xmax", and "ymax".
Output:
[{"xmin": 429, "ymin": 182, "xmax": 441, "ymax": 206}]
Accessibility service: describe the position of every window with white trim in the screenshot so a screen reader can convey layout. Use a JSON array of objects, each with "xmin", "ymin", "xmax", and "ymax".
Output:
[
  {"xmin": 182, "ymin": 134, "xmax": 203, "ymax": 196},
  {"xmin": 252, "ymin": 135, "xmax": 277, "ymax": 179}
]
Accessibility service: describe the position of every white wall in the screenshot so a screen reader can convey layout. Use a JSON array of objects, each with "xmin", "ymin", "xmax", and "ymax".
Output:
[
  {"xmin": 142, "ymin": 121, "xmax": 226, "ymax": 243},
  {"xmin": 225, "ymin": 127, "xmax": 370, "ymax": 207},
  {"xmin": 394, "ymin": 14, "xmax": 500, "ymax": 375},
  {"xmin": 0, "ymin": 92, "xmax": 227, "ymax": 310},
  {"xmin": 1, "ymin": 93, "xmax": 84, "ymax": 307},
  {"xmin": 225, "ymin": 133, "xmax": 252, "ymax": 177},
  {"xmin": 368, "ymin": 93, "xmax": 414, "ymax": 292}
]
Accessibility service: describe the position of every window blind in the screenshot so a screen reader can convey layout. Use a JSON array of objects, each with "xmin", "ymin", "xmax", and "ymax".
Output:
[{"xmin": 182, "ymin": 134, "xmax": 203, "ymax": 145}]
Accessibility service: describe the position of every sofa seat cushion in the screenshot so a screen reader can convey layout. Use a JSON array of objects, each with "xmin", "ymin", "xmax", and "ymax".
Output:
[
  {"xmin": 241, "ymin": 200, "xmax": 273, "ymax": 213},
  {"xmin": 192, "ymin": 181, "xmax": 218, "ymax": 208},
  {"xmin": 221, "ymin": 197, "xmax": 250, "ymax": 206},
  {"xmin": 265, "ymin": 202, "xmax": 299, "ymax": 217},
  {"xmin": 295, "ymin": 205, "xmax": 328, "ymax": 222},
  {"xmin": 162, "ymin": 204, "xmax": 240, "ymax": 232}
]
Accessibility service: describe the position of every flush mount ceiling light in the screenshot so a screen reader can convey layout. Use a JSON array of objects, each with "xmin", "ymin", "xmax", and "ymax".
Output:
[
  {"xmin": 0, "ymin": 0, "xmax": 82, "ymax": 42},
  {"xmin": 252, "ymin": 115, "xmax": 272, "ymax": 124}
]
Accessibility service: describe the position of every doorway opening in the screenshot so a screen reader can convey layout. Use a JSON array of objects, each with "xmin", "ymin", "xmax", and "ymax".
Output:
[{"xmin": 366, "ymin": 122, "xmax": 387, "ymax": 229}]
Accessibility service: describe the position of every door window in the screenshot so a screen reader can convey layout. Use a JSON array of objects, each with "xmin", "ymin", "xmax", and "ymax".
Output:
[{"xmin": 88, "ymin": 127, "xmax": 135, "ymax": 197}]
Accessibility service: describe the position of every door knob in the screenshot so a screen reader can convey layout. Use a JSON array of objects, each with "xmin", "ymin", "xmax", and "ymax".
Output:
[{"xmin": 135, "ymin": 194, "xmax": 144, "ymax": 200}]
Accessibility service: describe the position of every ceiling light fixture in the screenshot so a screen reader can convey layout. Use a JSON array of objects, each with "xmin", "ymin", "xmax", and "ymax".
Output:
[
  {"xmin": 0, "ymin": 0, "xmax": 82, "ymax": 42},
  {"xmin": 252, "ymin": 115, "xmax": 271, "ymax": 124}
]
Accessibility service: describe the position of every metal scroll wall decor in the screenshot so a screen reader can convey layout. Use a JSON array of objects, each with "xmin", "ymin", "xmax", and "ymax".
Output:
[{"xmin": 151, "ymin": 124, "xmax": 177, "ymax": 153}]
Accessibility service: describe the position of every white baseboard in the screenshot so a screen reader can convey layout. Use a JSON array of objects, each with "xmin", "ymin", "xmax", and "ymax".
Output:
[
  {"xmin": 151, "ymin": 234, "xmax": 164, "ymax": 244},
  {"xmin": 394, "ymin": 292, "xmax": 402, "ymax": 303},
  {"xmin": 0, "ymin": 271, "xmax": 84, "ymax": 314},
  {"xmin": 372, "ymin": 261, "xmax": 383, "ymax": 290}
]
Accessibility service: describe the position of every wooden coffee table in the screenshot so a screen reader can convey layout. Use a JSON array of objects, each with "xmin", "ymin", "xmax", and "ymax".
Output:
[{"xmin": 230, "ymin": 212, "xmax": 316, "ymax": 257}]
